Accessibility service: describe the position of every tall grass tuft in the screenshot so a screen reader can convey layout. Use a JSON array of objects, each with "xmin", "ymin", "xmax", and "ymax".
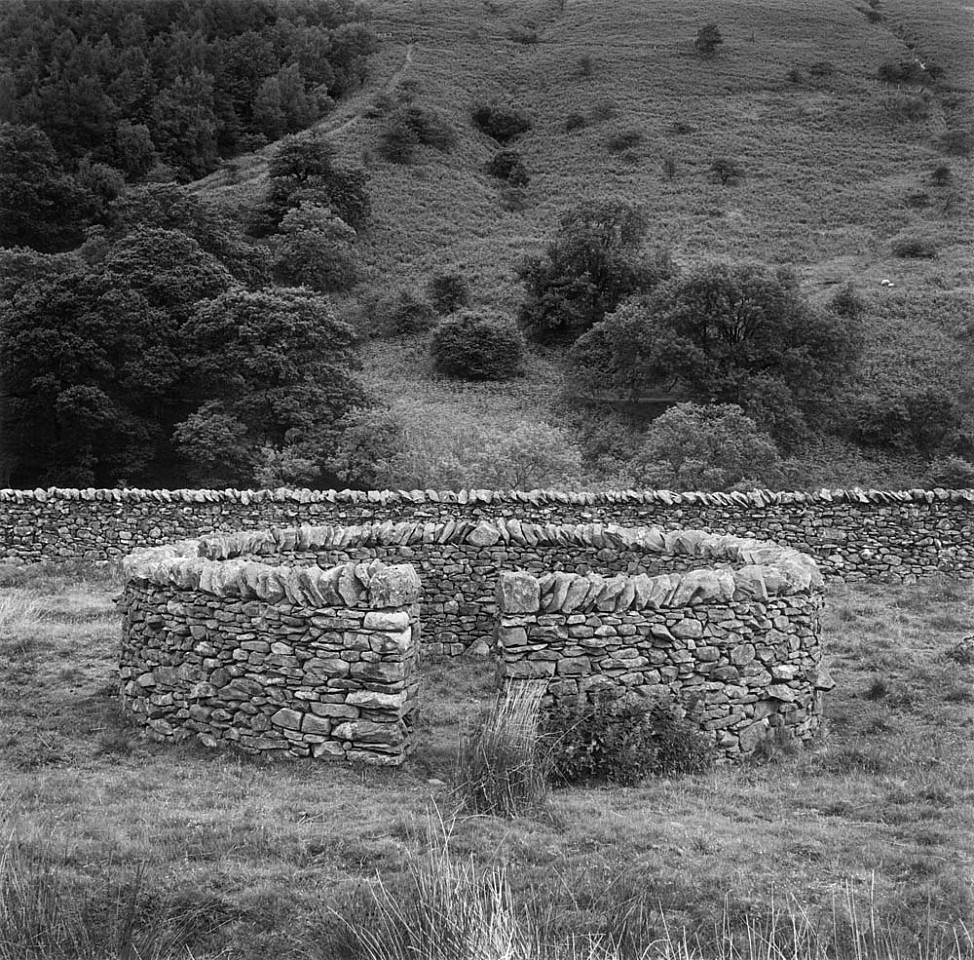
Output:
[
  {"xmin": 346, "ymin": 839, "xmax": 541, "ymax": 960},
  {"xmin": 0, "ymin": 833, "xmax": 220, "ymax": 959},
  {"xmin": 341, "ymin": 845, "xmax": 973, "ymax": 960},
  {"xmin": 453, "ymin": 680, "xmax": 549, "ymax": 818},
  {"xmin": 0, "ymin": 593, "xmax": 45, "ymax": 648}
]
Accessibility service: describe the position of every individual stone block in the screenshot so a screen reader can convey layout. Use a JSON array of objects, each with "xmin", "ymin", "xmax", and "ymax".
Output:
[{"xmin": 496, "ymin": 571, "xmax": 540, "ymax": 613}]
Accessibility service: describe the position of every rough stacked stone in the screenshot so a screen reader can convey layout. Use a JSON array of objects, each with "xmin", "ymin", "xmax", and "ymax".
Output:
[
  {"xmin": 2, "ymin": 486, "xmax": 974, "ymax": 582},
  {"xmin": 186, "ymin": 522, "xmax": 818, "ymax": 656},
  {"xmin": 494, "ymin": 535, "xmax": 830, "ymax": 760},
  {"xmin": 118, "ymin": 545, "xmax": 421, "ymax": 764}
]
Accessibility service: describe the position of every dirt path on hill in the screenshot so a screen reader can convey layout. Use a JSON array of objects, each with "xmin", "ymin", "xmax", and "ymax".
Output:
[{"xmin": 189, "ymin": 42, "xmax": 415, "ymax": 196}]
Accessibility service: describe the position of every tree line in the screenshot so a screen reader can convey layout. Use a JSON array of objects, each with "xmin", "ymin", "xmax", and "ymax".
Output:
[{"xmin": 0, "ymin": 0, "xmax": 375, "ymax": 250}]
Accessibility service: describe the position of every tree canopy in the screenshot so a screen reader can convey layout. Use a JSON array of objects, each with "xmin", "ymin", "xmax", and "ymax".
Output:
[
  {"xmin": 568, "ymin": 262, "xmax": 863, "ymax": 443},
  {"xmin": 175, "ymin": 288, "xmax": 369, "ymax": 487},
  {"xmin": 628, "ymin": 403, "xmax": 784, "ymax": 491},
  {"xmin": 0, "ymin": 0, "xmax": 377, "ymax": 251},
  {"xmin": 516, "ymin": 199, "xmax": 673, "ymax": 343},
  {"xmin": 0, "ymin": 224, "xmax": 366, "ymax": 486}
]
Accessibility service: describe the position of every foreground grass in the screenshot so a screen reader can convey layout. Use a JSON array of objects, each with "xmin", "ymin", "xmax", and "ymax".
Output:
[{"xmin": 0, "ymin": 567, "xmax": 971, "ymax": 958}]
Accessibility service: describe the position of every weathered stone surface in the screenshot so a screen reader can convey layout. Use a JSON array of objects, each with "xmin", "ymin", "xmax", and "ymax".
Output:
[
  {"xmin": 118, "ymin": 560, "xmax": 419, "ymax": 764},
  {"xmin": 369, "ymin": 565, "xmax": 421, "ymax": 607},
  {"xmin": 270, "ymin": 708, "xmax": 302, "ymax": 730},
  {"xmin": 363, "ymin": 611, "xmax": 411, "ymax": 631},
  {"xmin": 496, "ymin": 571, "xmax": 540, "ymax": 614}
]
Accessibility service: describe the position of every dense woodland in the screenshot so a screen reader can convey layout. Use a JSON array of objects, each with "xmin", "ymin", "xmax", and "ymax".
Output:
[{"xmin": 1, "ymin": 0, "xmax": 972, "ymax": 492}]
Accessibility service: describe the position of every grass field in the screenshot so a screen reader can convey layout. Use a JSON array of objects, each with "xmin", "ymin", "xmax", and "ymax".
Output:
[{"xmin": 1, "ymin": 564, "xmax": 971, "ymax": 958}]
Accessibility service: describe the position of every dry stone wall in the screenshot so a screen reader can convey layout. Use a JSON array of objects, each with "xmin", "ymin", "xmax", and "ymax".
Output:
[
  {"xmin": 190, "ymin": 521, "xmax": 786, "ymax": 656},
  {"xmin": 3, "ymin": 487, "xmax": 974, "ymax": 583},
  {"xmin": 494, "ymin": 534, "xmax": 830, "ymax": 759},
  {"xmin": 119, "ymin": 544, "xmax": 421, "ymax": 764}
]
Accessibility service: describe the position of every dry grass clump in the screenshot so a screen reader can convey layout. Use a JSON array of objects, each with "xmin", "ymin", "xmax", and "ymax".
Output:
[{"xmin": 453, "ymin": 680, "xmax": 549, "ymax": 817}]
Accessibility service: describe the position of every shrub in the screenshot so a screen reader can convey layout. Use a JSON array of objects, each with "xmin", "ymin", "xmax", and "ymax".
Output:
[
  {"xmin": 454, "ymin": 681, "xmax": 549, "ymax": 817},
  {"xmin": 630, "ymin": 403, "xmax": 786, "ymax": 490},
  {"xmin": 828, "ymin": 282, "xmax": 866, "ymax": 320},
  {"xmin": 352, "ymin": 401, "xmax": 583, "ymax": 490},
  {"xmin": 786, "ymin": 67, "xmax": 804, "ymax": 83},
  {"xmin": 605, "ymin": 128, "xmax": 643, "ymax": 153},
  {"xmin": 844, "ymin": 387, "xmax": 960, "ymax": 453},
  {"xmin": 507, "ymin": 24, "xmax": 538, "ymax": 44},
  {"xmin": 568, "ymin": 263, "xmax": 860, "ymax": 441},
  {"xmin": 938, "ymin": 129, "xmax": 974, "ymax": 157},
  {"xmin": 711, "ymin": 157, "xmax": 744, "ymax": 185},
  {"xmin": 400, "ymin": 104, "xmax": 457, "ymax": 151},
  {"xmin": 878, "ymin": 60, "xmax": 925, "ymax": 84},
  {"xmin": 564, "ymin": 112, "xmax": 587, "ymax": 132},
  {"xmin": 471, "ymin": 102, "xmax": 532, "ymax": 142},
  {"xmin": 808, "ymin": 61, "xmax": 835, "ymax": 77},
  {"xmin": 430, "ymin": 310, "xmax": 524, "ymax": 380},
  {"xmin": 425, "ymin": 271, "xmax": 471, "ymax": 314},
  {"xmin": 882, "ymin": 91, "xmax": 931, "ymax": 123},
  {"xmin": 925, "ymin": 456, "xmax": 974, "ymax": 489},
  {"xmin": 931, "ymin": 164, "xmax": 953, "ymax": 186},
  {"xmin": 377, "ymin": 115, "xmax": 419, "ymax": 163},
  {"xmin": 892, "ymin": 235, "xmax": 937, "ymax": 258},
  {"xmin": 373, "ymin": 287, "xmax": 438, "ymax": 336},
  {"xmin": 694, "ymin": 23, "xmax": 723, "ymax": 56},
  {"xmin": 378, "ymin": 104, "xmax": 457, "ymax": 163},
  {"xmin": 543, "ymin": 692, "xmax": 712, "ymax": 786},
  {"xmin": 485, "ymin": 149, "xmax": 529, "ymax": 185}
]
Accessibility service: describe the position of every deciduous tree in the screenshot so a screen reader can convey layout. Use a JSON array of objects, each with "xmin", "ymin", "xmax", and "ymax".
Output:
[{"xmin": 517, "ymin": 199, "xmax": 673, "ymax": 343}]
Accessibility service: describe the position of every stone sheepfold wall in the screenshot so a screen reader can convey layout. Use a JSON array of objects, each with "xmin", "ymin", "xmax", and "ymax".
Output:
[
  {"xmin": 494, "ymin": 536, "xmax": 830, "ymax": 759},
  {"xmin": 191, "ymin": 521, "xmax": 806, "ymax": 656},
  {"xmin": 3, "ymin": 487, "xmax": 974, "ymax": 583},
  {"xmin": 119, "ymin": 545, "xmax": 421, "ymax": 764}
]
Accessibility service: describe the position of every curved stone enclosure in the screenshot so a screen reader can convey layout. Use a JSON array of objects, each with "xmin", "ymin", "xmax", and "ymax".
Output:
[
  {"xmin": 119, "ymin": 523, "xmax": 829, "ymax": 762},
  {"xmin": 189, "ymin": 520, "xmax": 822, "ymax": 656},
  {"xmin": 495, "ymin": 532, "xmax": 830, "ymax": 758},
  {"xmin": 119, "ymin": 541, "xmax": 421, "ymax": 764}
]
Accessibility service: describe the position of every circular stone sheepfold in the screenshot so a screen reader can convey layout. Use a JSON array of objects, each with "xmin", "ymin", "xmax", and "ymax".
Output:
[
  {"xmin": 181, "ymin": 520, "xmax": 827, "ymax": 658},
  {"xmin": 494, "ymin": 529, "xmax": 831, "ymax": 759},
  {"xmin": 118, "ymin": 540, "xmax": 421, "ymax": 765}
]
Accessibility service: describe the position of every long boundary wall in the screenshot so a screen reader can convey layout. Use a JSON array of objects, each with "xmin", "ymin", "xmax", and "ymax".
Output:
[{"xmin": 3, "ymin": 487, "xmax": 974, "ymax": 582}]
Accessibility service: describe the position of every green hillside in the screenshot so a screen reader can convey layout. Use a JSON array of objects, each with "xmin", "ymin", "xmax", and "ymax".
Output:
[{"xmin": 193, "ymin": 0, "xmax": 973, "ymax": 490}]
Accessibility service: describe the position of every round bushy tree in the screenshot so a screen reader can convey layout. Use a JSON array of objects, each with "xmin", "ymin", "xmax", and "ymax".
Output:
[
  {"xmin": 430, "ymin": 310, "xmax": 524, "ymax": 380},
  {"xmin": 569, "ymin": 262, "xmax": 862, "ymax": 443},
  {"xmin": 272, "ymin": 202, "xmax": 358, "ymax": 292},
  {"xmin": 632, "ymin": 403, "xmax": 784, "ymax": 491},
  {"xmin": 517, "ymin": 199, "xmax": 674, "ymax": 343}
]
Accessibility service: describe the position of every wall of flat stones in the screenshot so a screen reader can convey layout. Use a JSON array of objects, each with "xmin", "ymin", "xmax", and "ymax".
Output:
[
  {"xmin": 119, "ymin": 556, "xmax": 421, "ymax": 764},
  {"xmin": 495, "ymin": 567, "xmax": 830, "ymax": 759},
  {"xmin": 191, "ymin": 522, "xmax": 784, "ymax": 657},
  {"xmin": 3, "ymin": 487, "xmax": 974, "ymax": 582}
]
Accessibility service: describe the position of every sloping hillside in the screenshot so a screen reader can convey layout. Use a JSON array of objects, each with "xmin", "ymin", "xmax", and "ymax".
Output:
[{"xmin": 200, "ymin": 0, "xmax": 974, "ymax": 488}]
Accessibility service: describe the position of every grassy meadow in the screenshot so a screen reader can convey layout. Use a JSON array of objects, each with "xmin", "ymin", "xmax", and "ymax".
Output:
[
  {"xmin": 194, "ymin": 0, "xmax": 974, "ymax": 490},
  {"xmin": 1, "ymin": 564, "xmax": 972, "ymax": 958}
]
